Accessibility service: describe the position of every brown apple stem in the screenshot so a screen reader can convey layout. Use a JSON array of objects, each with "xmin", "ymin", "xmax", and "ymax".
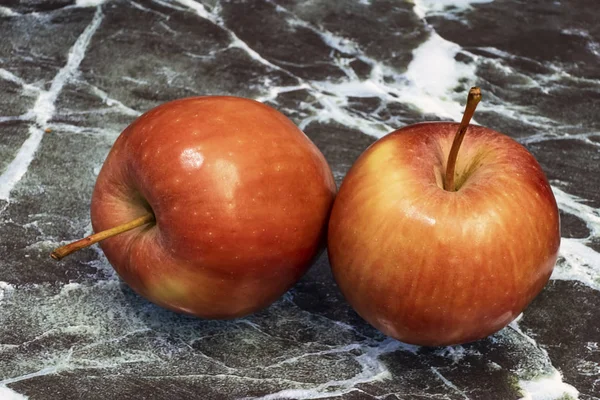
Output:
[
  {"xmin": 444, "ymin": 87, "xmax": 482, "ymax": 192},
  {"xmin": 50, "ymin": 213, "xmax": 155, "ymax": 260}
]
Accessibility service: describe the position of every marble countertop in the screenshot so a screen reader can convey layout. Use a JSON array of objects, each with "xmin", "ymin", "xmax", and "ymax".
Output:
[{"xmin": 1, "ymin": 0, "xmax": 599, "ymax": 399}]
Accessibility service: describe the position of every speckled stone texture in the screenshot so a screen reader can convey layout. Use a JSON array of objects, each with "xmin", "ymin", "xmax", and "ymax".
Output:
[{"xmin": 0, "ymin": 0, "xmax": 599, "ymax": 399}]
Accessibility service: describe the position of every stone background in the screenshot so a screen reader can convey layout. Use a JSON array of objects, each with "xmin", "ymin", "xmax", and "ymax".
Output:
[{"xmin": 0, "ymin": 0, "xmax": 599, "ymax": 399}]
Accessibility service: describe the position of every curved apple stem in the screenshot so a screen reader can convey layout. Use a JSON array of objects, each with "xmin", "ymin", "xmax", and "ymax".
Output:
[
  {"xmin": 50, "ymin": 213, "xmax": 155, "ymax": 260},
  {"xmin": 444, "ymin": 87, "xmax": 482, "ymax": 192}
]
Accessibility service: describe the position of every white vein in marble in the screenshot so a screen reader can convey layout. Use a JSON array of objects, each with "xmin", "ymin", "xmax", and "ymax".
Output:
[
  {"xmin": 412, "ymin": 0, "xmax": 494, "ymax": 19},
  {"xmin": 0, "ymin": 8, "xmax": 104, "ymax": 200},
  {"xmin": 0, "ymin": 386, "xmax": 28, "ymax": 400}
]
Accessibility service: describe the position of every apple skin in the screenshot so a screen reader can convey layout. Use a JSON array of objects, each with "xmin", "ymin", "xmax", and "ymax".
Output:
[
  {"xmin": 91, "ymin": 96, "xmax": 336, "ymax": 319},
  {"xmin": 328, "ymin": 122, "xmax": 560, "ymax": 346}
]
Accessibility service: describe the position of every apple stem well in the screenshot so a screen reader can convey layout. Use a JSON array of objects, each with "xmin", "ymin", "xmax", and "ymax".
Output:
[
  {"xmin": 50, "ymin": 213, "xmax": 155, "ymax": 260},
  {"xmin": 444, "ymin": 87, "xmax": 482, "ymax": 192}
]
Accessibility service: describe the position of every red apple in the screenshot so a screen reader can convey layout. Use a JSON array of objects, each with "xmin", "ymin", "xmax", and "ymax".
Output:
[
  {"xmin": 327, "ymin": 88, "xmax": 560, "ymax": 346},
  {"xmin": 53, "ymin": 96, "xmax": 336, "ymax": 319}
]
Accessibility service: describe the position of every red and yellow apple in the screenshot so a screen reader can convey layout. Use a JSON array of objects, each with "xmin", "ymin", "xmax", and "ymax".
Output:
[
  {"xmin": 53, "ymin": 96, "xmax": 336, "ymax": 319},
  {"xmin": 327, "ymin": 89, "xmax": 560, "ymax": 346}
]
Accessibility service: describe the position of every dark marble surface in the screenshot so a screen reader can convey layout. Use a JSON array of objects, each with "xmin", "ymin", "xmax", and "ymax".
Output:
[{"xmin": 1, "ymin": 0, "xmax": 599, "ymax": 399}]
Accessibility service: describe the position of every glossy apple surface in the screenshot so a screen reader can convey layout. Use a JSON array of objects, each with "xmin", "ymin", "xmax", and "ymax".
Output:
[
  {"xmin": 328, "ymin": 122, "xmax": 560, "ymax": 346},
  {"xmin": 91, "ymin": 96, "xmax": 336, "ymax": 319}
]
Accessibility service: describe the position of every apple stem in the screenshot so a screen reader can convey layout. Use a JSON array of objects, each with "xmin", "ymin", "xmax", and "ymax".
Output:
[
  {"xmin": 444, "ymin": 87, "xmax": 482, "ymax": 192},
  {"xmin": 50, "ymin": 213, "xmax": 155, "ymax": 260}
]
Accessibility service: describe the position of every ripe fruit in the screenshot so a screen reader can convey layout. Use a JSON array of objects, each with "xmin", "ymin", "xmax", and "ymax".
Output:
[
  {"xmin": 327, "ymin": 88, "xmax": 560, "ymax": 346},
  {"xmin": 52, "ymin": 96, "xmax": 336, "ymax": 319}
]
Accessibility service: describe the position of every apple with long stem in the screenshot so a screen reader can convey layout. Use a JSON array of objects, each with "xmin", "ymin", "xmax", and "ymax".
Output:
[
  {"xmin": 52, "ymin": 96, "xmax": 336, "ymax": 319},
  {"xmin": 327, "ymin": 88, "xmax": 560, "ymax": 346}
]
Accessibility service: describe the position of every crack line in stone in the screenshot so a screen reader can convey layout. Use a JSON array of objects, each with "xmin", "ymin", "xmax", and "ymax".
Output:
[
  {"xmin": 0, "ymin": 68, "xmax": 41, "ymax": 94},
  {"xmin": 79, "ymin": 80, "xmax": 142, "ymax": 117},
  {"xmin": 430, "ymin": 366, "xmax": 470, "ymax": 399},
  {"xmin": 0, "ymin": 7, "xmax": 104, "ymax": 201},
  {"xmin": 0, "ymin": 347, "xmax": 74, "ymax": 386}
]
